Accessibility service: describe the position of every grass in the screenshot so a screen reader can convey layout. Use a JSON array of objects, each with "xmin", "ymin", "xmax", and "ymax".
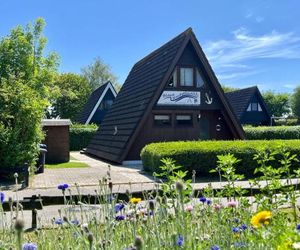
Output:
[{"xmin": 45, "ymin": 161, "xmax": 89, "ymax": 169}]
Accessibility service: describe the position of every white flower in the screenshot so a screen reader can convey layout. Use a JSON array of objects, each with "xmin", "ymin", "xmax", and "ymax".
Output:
[{"xmin": 293, "ymin": 242, "xmax": 300, "ymax": 249}]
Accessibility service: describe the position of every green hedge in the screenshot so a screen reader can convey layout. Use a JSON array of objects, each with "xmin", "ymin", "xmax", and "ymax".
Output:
[
  {"xmin": 141, "ymin": 140, "xmax": 300, "ymax": 177},
  {"xmin": 244, "ymin": 126, "xmax": 300, "ymax": 140},
  {"xmin": 69, "ymin": 124, "xmax": 98, "ymax": 151}
]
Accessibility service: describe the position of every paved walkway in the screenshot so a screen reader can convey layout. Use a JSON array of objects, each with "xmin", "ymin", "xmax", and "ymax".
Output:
[{"xmin": 32, "ymin": 152, "xmax": 155, "ymax": 188}]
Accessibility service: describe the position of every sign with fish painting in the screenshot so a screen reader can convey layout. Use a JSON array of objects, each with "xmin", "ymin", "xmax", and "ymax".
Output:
[{"xmin": 157, "ymin": 91, "xmax": 201, "ymax": 106}]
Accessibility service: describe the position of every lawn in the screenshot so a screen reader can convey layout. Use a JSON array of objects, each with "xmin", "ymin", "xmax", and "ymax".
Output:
[{"xmin": 45, "ymin": 161, "xmax": 89, "ymax": 169}]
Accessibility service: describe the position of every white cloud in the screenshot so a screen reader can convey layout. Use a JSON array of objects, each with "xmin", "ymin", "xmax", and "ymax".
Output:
[{"xmin": 204, "ymin": 28, "xmax": 300, "ymax": 81}]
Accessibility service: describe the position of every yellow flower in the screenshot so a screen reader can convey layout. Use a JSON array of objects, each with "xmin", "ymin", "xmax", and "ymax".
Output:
[
  {"xmin": 251, "ymin": 211, "xmax": 272, "ymax": 228},
  {"xmin": 130, "ymin": 197, "xmax": 142, "ymax": 204}
]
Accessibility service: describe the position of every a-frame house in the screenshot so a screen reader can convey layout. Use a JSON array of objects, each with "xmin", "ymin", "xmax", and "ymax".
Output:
[
  {"xmin": 86, "ymin": 28, "xmax": 245, "ymax": 164},
  {"xmin": 76, "ymin": 81, "xmax": 117, "ymax": 125},
  {"xmin": 225, "ymin": 86, "xmax": 271, "ymax": 126}
]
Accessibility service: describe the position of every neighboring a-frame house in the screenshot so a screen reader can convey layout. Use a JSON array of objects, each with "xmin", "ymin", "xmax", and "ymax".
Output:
[
  {"xmin": 86, "ymin": 28, "xmax": 245, "ymax": 164},
  {"xmin": 225, "ymin": 86, "xmax": 271, "ymax": 126},
  {"xmin": 76, "ymin": 81, "xmax": 117, "ymax": 125}
]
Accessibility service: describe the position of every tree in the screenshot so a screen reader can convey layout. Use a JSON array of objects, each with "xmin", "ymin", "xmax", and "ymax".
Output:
[
  {"xmin": 0, "ymin": 18, "xmax": 59, "ymax": 99},
  {"xmin": 221, "ymin": 85, "xmax": 240, "ymax": 93},
  {"xmin": 51, "ymin": 73, "xmax": 92, "ymax": 121},
  {"xmin": 262, "ymin": 91, "xmax": 290, "ymax": 117},
  {"xmin": 81, "ymin": 57, "xmax": 120, "ymax": 91},
  {"xmin": 0, "ymin": 18, "xmax": 59, "ymax": 168},
  {"xmin": 291, "ymin": 86, "xmax": 300, "ymax": 120}
]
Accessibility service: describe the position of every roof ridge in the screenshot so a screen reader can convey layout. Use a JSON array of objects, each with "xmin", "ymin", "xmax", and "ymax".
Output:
[
  {"xmin": 226, "ymin": 85, "xmax": 258, "ymax": 94},
  {"xmin": 133, "ymin": 27, "xmax": 193, "ymax": 68}
]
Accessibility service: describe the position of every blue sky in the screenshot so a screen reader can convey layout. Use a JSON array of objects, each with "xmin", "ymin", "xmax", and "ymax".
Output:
[{"xmin": 0, "ymin": 0, "xmax": 299, "ymax": 93}]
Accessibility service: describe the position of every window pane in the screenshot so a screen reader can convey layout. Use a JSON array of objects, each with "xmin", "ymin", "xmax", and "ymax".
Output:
[
  {"xmin": 247, "ymin": 104, "xmax": 251, "ymax": 111},
  {"xmin": 176, "ymin": 114, "xmax": 192, "ymax": 125},
  {"xmin": 167, "ymin": 69, "xmax": 177, "ymax": 87},
  {"xmin": 180, "ymin": 68, "xmax": 193, "ymax": 86},
  {"xmin": 154, "ymin": 115, "xmax": 171, "ymax": 126},
  {"xmin": 196, "ymin": 69, "xmax": 204, "ymax": 87},
  {"xmin": 258, "ymin": 103, "xmax": 262, "ymax": 111},
  {"xmin": 251, "ymin": 103, "xmax": 258, "ymax": 111}
]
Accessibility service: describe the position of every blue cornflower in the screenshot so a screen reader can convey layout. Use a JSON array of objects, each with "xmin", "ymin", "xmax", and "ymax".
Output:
[
  {"xmin": 211, "ymin": 245, "xmax": 220, "ymax": 250},
  {"xmin": 233, "ymin": 218, "xmax": 239, "ymax": 223},
  {"xmin": 234, "ymin": 242, "xmax": 247, "ymax": 248},
  {"xmin": 115, "ymin": 215, "xmax": 125, "ymax": 221},
  {"xmin": 199, "ymin": 196, "xmax": 207, "ymax": 203},
  {"xmin": 206, "ymin": 199, "xmax": 212, "ymax": 205},
  {"xmin": 22, "ymin": 242, "xmax": 37, "ymax": 250},
  {"xmin": 0, "ymin": 192, "xmax": 4, "ymax": 204},
  {"xmin": 55, "ymin": 218, "xmax": 64, "ymax": 225},
  {"xmin": 114, "ymin": 203, "xmax": 125, "ymax": 213},
  {"xmin": 232, "ymin": 227, "xmax": 240, "ymax": 233},
  {"xmin": 71, "ymin": 219, "xmax": 80, "ymax": 225},
  {"xmin": 240, "ymin": 224, "xmax": 248, "ymax": 231},
  {"xmin": 57, "ymin": 184, "xmax": 69, "ymax": 191},
  {"xmin": 176, "ymin": 235, "xmax": 184, "ymax": 247},
  {"xmin": 297, "ymin": 224, "xmax": 300, "ymax": 231}
]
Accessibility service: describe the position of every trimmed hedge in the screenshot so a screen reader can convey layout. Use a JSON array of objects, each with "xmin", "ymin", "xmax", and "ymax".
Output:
[
  {"xmin": 69, "ymin": 124, "xmax": 98, "ymax": 151},
  {"xmin": 141, "ymin": 140, "xmax": 300, "ymax": 177},
  {"xmin": 244, "ymin": 126, "xmax": 300, "ymax": 140}
]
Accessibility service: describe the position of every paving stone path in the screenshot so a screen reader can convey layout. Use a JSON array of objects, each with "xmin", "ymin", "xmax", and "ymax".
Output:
[{"xmin": 1, "ymin": 152, "xmax": 300, "ymax": 229}]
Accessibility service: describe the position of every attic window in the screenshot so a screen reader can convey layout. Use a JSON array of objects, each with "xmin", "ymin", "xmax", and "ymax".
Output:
[
  {"xmin": 196, "ymin": 69, "xmax": 205, "ymax": 87},
  {"xmin": 180, "ymin": 68, "xmax": 193, "ymax": 86},
  {"xmin": 247, "ymin": 103, "xmax": 262, "ymax": 112},
  {"xmin": 167, "ymin": 69, "xmax": 177, "ymax": 87}
]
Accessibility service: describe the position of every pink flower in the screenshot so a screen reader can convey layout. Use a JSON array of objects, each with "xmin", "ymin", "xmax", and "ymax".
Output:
[
  {"xmin": 213, "ymin": 204, "xmax": 222, "ymax": 211},
  {"xmin": 227, "ymin": 201, "xmax": 237, "ymax": 208},
  {"xmin": 185, "ymin": 205, "xmax": 193, "ymax": 212}
]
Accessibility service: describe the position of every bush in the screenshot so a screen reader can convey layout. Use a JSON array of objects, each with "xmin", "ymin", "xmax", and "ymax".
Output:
[
  {"xmin": 0, "ymin": 79, "xmax": 46, "ymax": 168},
  {"xmin": 244, "ymin": 126, "xmax": 300, "ymax": 140},
  {"xmin": 69, "ymin": 124, "xmax": 98, "ymax": 151},
  {"xmin": 141, "ymin": 140, "xmax": 300, "ymax": 177}
]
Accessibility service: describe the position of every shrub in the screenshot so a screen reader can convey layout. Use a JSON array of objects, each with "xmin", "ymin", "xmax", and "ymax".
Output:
[
  {"xmin": 244, "ymin": 126, "xmax": 300, "ymax": 140},
  {"xmin": 141, "ymin": 140, "xmax": 300, "ymax": 177},
  {"xmin": 0, "ymin": 79, "xmax": 46, "ymax": 168},
  {"xmin": 69, "ymin": 124, "xmax": 98, "ymax": 151}
]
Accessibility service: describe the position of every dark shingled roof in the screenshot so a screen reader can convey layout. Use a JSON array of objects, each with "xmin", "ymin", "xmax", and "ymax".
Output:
[
  {"xmin": 87, "ymin": 28, "xmax": 244, "ymax": 163},
  {"xmin": 225, "ymin": 87, "xmax": 257, "ymax": 120},
  {"xmin": 225, "ymin": 86, "xmax": 268, "ymax": 120},
  {"xmin": 76, "ymin": 82, "xmax": 116, "ymax": 124}
]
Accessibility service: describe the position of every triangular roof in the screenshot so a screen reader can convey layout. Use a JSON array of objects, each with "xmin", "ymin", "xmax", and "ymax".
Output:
[
  {"xmin": 76, "ymin": 81, "xmax": 117, "ymax": 124},
  {"xmin": 87, "ymin": 28, "xmax": 245, "ymax": 163},
  {"xmin": 225, "ymin": 86, "xmax": 270, "ymax": 120}
]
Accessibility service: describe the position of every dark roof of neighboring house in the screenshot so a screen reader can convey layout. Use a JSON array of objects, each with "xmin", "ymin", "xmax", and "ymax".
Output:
[
  {"xmin": 86, "ymin": 28, "xmax": 245, "ymax": 163},
  {"xmin": 76, "ymin": 81, "xmax": 116, "ymax": 124},
  {"xmin": 225, "ymin": 86, "xmax": 270, "ymax": 119}
]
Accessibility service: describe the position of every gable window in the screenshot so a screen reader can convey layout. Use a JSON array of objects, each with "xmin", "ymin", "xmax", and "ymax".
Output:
[
  {"xmin": 104, "ymin": 99, "xmax": 113, "ymax": 109},
  {"xmin": 196, "ymin": 69, "xmax": 205, "ymax": 87},
  {"xmin": 176, "ymin": 114, "xmax": 193, "ymax": 126},
  {"xmin": 247, "ymin": 103, "xmax": 262, "ymax": 112},
  {"xmin": 154, "ymin": 114, "xmax": 171, "ymax": 126},
  {"xmin": 180, "ymin": 68, "xmax": 193, "ymax": 86},
  {"xmin": 167, "ymin": 69, "xmax": 177, "ymax": 87}
]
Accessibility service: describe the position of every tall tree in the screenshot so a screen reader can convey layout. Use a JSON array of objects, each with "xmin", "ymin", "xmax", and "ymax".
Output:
[
  {"xmin": 0, "ymin": 18, "xmax": 59, "ymax": 168},
  {"xmin": 81, "ymin": 57, "xmax": 120, "ymax": 91},
  {"xmin": 291, "ymin": 86, "xmax": 300, "ymax": 121},
  {"xmin": 262, "ymin": 91, "xmax": 290, "ymax": 117},
  {"xmin": 0, "ymin": 18, "xmax": 59, "ymax": 99},
  {"xmin": 51, "ymin": 73, "xmax": 92, "ymax": 121}
]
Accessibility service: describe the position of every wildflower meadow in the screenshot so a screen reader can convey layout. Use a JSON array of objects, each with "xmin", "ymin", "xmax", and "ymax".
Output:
[{"xmin": 0, "ymin": 148, "xmax": 300, "ymax": 249}]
